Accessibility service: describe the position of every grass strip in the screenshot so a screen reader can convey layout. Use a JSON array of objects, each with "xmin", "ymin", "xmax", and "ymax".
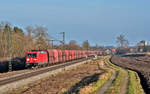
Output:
[
  {"xmin": 127, "ymin": 70, "xmax": 145, "ymax": 94},
  {"xmin": 105, "ymin": 70, "xmax": 126, "ymax": 94},
  {"xmin": 104, "ymin": 56, "xmax": 127, "ymax": 94}
]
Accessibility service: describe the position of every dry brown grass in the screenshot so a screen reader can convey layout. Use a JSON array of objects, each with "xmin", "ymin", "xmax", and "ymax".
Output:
[{"xmin": 8, "ymin": 59, "xmax": 103, "ymax": 94}]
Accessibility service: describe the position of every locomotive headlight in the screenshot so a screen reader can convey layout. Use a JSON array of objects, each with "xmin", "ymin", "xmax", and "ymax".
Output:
[
  {"xmin": 34, "ymin": 59, "xmax": 37, "ymax": 60},
  {"xmin": 27, "ymin": 58, "xmax": 30, "ymax": 61}
]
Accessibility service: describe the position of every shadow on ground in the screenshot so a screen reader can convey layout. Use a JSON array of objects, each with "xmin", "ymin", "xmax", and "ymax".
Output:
[{"xmin": 64, "ymin": 73, "xmax": 103, "ymax": 94}]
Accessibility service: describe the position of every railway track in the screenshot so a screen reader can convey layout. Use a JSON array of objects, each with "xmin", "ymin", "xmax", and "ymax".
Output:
[{"xmin": 0, "ymin": 58, "xmax": 90, "ymax": 86}]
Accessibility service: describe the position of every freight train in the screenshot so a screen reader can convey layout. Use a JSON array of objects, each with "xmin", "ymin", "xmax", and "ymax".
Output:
[{"xmin": 26, "ymin": 49, "xmax": 101, "ymax": 67}]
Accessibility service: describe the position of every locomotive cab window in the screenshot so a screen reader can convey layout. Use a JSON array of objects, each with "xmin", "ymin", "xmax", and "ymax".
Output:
[{"xmin": 27, "ymin": 53, "xmax": 37, "ymax": 57}]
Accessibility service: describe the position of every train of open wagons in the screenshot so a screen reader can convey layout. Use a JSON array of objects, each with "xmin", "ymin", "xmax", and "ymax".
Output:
[{"xmin": 26, "ymin": 49, "xmax": 102, "ymax": 68}]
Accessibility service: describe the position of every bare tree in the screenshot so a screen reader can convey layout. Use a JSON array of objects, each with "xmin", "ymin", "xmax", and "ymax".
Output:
[
  {"xmin": 32, "ymin": 26, "xmax": 50, "ymax": 50},
  {"xmin": 66, "ymin": 40, "xmax": 81, "ymax": 50},
  {"xmin": 116, "ymin": 34, "xmax": 129, "ymax": 48},
  {"xmin": 82, "ymin": 40, "xmax": 90, "ymax": 50}
]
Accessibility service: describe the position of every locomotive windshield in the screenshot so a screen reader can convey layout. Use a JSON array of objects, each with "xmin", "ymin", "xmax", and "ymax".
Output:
[{"xmin": 27, "ymin": 53, "xmax": 37, "ymax": 57}]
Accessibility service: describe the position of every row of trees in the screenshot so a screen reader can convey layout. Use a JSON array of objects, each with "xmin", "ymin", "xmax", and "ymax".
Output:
[
  {"xmin": 0, "ymin": 22, "xmax": 50, "ymax": 58},
  {"xmin": 0, "ymin": 22, "xmax": 101, "ymax": 59},
  {"xmin": 50, "ymin": 40, "xmax": 91, "ymax": 50}
]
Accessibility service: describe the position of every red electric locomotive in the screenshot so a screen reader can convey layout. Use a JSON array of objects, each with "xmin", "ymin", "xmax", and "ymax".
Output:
[{"xmin": 26, "ymin": 50, "xmax": 48, "ymax": 67}]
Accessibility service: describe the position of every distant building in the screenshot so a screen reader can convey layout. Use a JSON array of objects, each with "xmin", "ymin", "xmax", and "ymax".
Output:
[
  {"xmin": 137, "ymin": 40, "xmax": 148, "ymax": 46},
  {"xmin": 136, "ymin": 40, "xmax": 148, "ymax": 52},
  {"xmin": 129, "ymin": 47, "xmax": 138, "ymax": 53}
]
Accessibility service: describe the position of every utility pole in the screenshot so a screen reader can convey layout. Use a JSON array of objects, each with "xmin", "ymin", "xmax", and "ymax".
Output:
[
  {"xmin": 86, "ymin": 40, "xmax": 89, "ymax": 59},
  {"xmin": 60, "ymin": 32, "xmax": 65, "ymax": 46},
  {"xmin": 7, "ymin": 25, "xmax": 12, "ymax": 72},
  {"xmin": 51, "ymin": 40, "xmax": 54, "ymax": 49},
  {"xmin": 60, "ymin": 32, "xmax": 65, "ymax": 62},
  {"xmin": 50, "ymin": 32, "xmax": 66, "ymax": 62}
]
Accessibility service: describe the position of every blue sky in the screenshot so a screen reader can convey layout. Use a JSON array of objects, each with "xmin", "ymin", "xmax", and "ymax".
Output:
[{"xmin": 0, "ymin": 0, "xmax": 150, "ymax": 46}]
